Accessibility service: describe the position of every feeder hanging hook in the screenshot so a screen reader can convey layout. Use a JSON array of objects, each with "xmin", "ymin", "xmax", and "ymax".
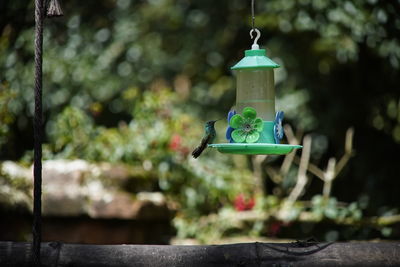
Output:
[{"xmin": 250, "ymin": 28, "xmax": 261, "ymax": 50}]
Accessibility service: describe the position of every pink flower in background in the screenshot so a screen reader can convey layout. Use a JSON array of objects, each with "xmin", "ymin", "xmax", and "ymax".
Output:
[
  {"xmin": 234, "ymin": 194, "xmax": 255, "ymax": 211},
  {"xmin": 268, "ymin": 221, "xmax": 283, "ymax": 236},
  {"xmin": 247, "ymin": 197, "xmax": 255, "ymax": 210},
  {"xmin": 169, "ymin": 134, "xmax": 190, "ymax": 156},
  {"xmin": 169, "ymin": 134, "xmax": 182, "ymax": 151}
]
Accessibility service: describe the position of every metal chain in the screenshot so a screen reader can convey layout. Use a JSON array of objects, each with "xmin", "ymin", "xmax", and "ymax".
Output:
[{"xmin": 251, "ymin": 0, "xmax": 255, "ymax": 31}]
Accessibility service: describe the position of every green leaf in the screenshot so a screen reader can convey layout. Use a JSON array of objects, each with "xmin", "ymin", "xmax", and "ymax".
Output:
[
  {"xmin": 231, "ymin": 129, "xmax": 246, "ymax": 143},
  {"xmin": 229, "ymin": 114, "xmax": 244, "ymax": 129},
  {"xmin": 245, "ymin": 130, "xmax": 260, "ymax": 143},
  {"xmin": 324, "ymin": 206, "xmax": 338, "ymax": 219},
  {"xmin": 242, "ymin": 107, "xmax": 257, "ymax": 120},
  {"xmin": 254, "ymin": 118, "xmax": 263, "ymax": 132}
]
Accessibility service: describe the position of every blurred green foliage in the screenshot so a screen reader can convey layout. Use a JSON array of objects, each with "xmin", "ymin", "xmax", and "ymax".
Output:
[
  {"xmin": 173, "ymin": 194, "xmax": 365, "ymax": 243},
  {"xmin": 0, "ymin": 86, "xmax": 16, "ymax": 148},
  {"xmin": 42, "ymin": 89, "xmax": 256, "ymax": 218},
  {"xmin": 1, "ymin": 0, "xmax": 400, "ymax": 241}
]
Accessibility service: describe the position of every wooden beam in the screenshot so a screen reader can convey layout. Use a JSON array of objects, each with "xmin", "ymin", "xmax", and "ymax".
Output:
[{"xmin": 1, "ymin": 241, "xmax": 399, "ymax": 266}]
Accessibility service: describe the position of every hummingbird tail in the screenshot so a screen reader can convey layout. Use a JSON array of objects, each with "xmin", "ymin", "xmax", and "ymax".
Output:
[
  {"xmin": 192, "ymin": 131, "xmax": 213, "ymax": 159},
  {"xmin": 192, "ymin": 142, "xmax": 207, "ymax": 158}
]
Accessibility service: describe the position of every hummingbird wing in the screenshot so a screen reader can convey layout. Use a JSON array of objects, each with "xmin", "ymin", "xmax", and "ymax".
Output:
[{"xmin": 191, "ymin": 135, "xmax": 212, "ymax": 158}]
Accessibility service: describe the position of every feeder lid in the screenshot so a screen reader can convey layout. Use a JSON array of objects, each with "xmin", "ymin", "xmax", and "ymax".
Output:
[{"xmin": 231, "ymin": 49, "xmax": 280, "ymax": 70}]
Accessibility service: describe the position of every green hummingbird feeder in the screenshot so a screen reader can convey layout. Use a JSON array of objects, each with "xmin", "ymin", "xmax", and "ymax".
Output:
[{"xmin": 209, "ymin": 29, "xmax": 302, "ymax": 155}]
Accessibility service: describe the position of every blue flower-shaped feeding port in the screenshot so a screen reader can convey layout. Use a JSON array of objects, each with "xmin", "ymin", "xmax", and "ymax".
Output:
[
  {"xmin": 225, "ymin": 110, "xmax": 236, "ymax": 143},
  {"xmin": 274, "ymin": 111, "xmax": 284, "ymax": 144}
]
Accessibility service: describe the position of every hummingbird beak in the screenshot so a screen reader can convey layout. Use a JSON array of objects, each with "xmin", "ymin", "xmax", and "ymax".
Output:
[{"xmin": 207, "ymin": 118, "xmax": 223, "ymax": 125}]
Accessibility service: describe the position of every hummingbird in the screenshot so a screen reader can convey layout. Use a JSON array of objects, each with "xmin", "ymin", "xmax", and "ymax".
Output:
[{"xmin": 192, "ymin": 120, "xmax": 218, "ymax": 158}]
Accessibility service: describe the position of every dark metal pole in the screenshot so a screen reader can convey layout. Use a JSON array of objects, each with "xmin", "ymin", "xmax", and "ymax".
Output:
[{"xmin": 33, "ymin": 0, "xmax": 44, "ymax": 265}]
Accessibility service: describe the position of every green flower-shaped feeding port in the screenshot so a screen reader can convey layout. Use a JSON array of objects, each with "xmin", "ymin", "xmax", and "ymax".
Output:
[{"xmin": 229, "ymin": 107, "xmax": 264, "ymax": 143}]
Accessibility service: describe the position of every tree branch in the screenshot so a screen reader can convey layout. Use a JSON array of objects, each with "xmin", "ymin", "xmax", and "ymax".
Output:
[
  {"xmin": 335, "ymin": 127, "xmax": 354, "ymax": 177},
  {"xmin": 252, "ymin": 155, "xmax": 268, "ymax": 195},
  {"xmin": 322, "ymin": 157, "xmax": 336, "ymax": 199},
  {"xmin": 287, "ymin": 135, "xmax": 312, "ymax": 203}
]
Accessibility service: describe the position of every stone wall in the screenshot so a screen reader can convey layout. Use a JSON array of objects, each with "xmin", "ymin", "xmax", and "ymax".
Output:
[{"xmin": 0, "ymin": 160, "xmax": 174, "ymax": 244}]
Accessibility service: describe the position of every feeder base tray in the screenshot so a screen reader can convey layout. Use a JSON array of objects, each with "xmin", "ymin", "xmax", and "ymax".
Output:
[{"xmin": 208, "ymin": 143, "xmax": 302, "ymax": 155}]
